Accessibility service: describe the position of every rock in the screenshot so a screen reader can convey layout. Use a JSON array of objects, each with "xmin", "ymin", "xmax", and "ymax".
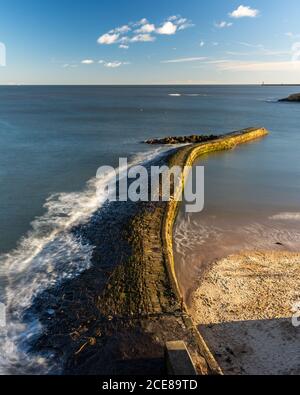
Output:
[
  {"xmin": 279, "ymin": 93, "xmax": 300, "ymax": 102},
  {"xmin": 145, "ymin": 134, "xmax": 218, "ymax": 145}
]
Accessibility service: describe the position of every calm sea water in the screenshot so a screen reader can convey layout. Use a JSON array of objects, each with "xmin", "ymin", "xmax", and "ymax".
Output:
[
  {"xmin": 0, "ymin": 85, "xmax": 300, "ymax": 372},
  {"xmin": 1, "ymin": 85, "xmax": 300, "ymax": 253}
]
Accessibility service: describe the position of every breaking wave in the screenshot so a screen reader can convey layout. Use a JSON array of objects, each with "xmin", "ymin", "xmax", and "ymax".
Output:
[
  {"xmin": 270, "ymin": 212, "xmax": 300, "ymax": 221},
  {"xmin": 168, "ymin": 93, "xmax": 208, "ymax": 97}
]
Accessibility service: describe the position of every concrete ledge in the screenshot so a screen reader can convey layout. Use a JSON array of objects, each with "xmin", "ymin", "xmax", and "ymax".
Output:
[
  {"xmin": 162, "ymin": 127, "xmax": 269, "ymax": 375},
  {"xmin": 165, "ymin": 341, "xmax": 198, "ymax": 376}
]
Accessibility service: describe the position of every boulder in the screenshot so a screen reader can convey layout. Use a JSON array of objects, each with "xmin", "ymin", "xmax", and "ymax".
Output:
[
  {"xmin": 279, "ymin": 93, "xmax": 300, "ymax": 102},
  {"xmin": 145, "ymin": 134, "xmax": 218, "ymax": 145}
]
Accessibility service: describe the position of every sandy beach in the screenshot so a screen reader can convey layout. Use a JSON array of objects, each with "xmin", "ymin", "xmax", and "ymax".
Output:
[{"xmin": 190, "ymin": 250, "xmax": 300, "ymax": 375}]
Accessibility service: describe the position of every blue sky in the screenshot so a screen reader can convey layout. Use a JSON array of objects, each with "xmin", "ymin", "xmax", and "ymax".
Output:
[{"xmin": 0, "ymin": 0, "xmax": 300, "ymax": 84}]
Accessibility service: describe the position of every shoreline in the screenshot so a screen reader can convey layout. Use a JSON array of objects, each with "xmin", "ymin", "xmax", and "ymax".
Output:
[
  {"xmin": 190, "ymin": 250, "xmax": 300, "ymax": 375},
  {"xmin": 29, "ymin": 127, "xmax": 268, "ymax": 375},
  {"xmin": 174, "ymin": 208, "xmax": 300, "ymax": 305}
]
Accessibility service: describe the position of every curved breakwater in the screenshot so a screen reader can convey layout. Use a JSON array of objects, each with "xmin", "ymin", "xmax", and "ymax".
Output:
[{"xmin": 163, "ymin": 127, "xmax": 269, "ymax": 301}]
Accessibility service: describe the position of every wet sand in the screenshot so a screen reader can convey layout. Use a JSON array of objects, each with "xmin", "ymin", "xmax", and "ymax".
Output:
[
  {"xmin": 174, "ymin": 213, "xmax": 300, "ymax": 303},
  {"xmin": 190, "ymin": 250, "xmax": 300, "ymax": 375}
]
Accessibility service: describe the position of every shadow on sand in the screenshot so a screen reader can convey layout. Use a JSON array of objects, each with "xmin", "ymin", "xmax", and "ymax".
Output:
[{"xmin": 199, "ymin": 317, "xmax": 300, "ymax": 375}]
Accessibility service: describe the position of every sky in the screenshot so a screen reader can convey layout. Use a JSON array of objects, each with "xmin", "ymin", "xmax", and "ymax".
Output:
[{"xmin": 0, "ymin": 0, "xmax": 300, "ymax": 84}]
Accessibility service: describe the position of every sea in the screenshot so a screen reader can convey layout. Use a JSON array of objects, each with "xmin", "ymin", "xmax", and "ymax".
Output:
[{"xmin": 0, "ymin": 85, "xmax": 299, "ymax": 373}]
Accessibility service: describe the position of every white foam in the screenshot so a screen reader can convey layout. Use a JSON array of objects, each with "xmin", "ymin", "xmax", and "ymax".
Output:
[
  {"xmin": 265, "ymin": 99, "xmax": 278, "ymax": 103},
  {"xmin": 174, "ymin": 216, "xmax": 300, "ymax": 262},
  {"xmin": 0, "ymin": 146, "xmax": 169, "ymax": 374},
  {"xmin": 174, "ymin": 216, "xmax": 222, "ymax": 255},
  {"xmin": 184, "ymin": 94, "xmax": 208, "ymax": 97},
  {"xmin": 270, "ymin": 212, "xmax": 300, "ymax": 221},
  {"xmin": 168, "ymin": 93, "xmax": 208, "ymax": 98}
]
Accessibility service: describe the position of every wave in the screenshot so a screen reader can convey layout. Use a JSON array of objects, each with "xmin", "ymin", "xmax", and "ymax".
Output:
[
  {"xmin": 174, "ymin": 216, "xmax": 300, "ymax": 258},
  {"xmin": 184, "ymin": 94, "xmax": 208, "ymax": 97},
  {"xmin": 0, "ymin": 146, "xmax": 169, "ymax": 374},
  {"xmin": 168, "ymin": 93, "xmax": 208, "ymax": 97},
  {"xmin": 174, "ymin": 216, "xmax": 222, "ymax": 256},
  {"xmin": 261, "ymin": 98, "xmax": 279, "ymax": 103},
  {"xmin": 270, "ymin": 212, "xmax": 300, "ymax": 221}
]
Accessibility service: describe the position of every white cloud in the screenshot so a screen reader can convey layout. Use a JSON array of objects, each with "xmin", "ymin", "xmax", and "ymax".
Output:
[
  {"xmin": 135, "ymin": 23, "xmax": 156, "ymax": 34},
  {"xmin": 200, "ymin": 41, "xmax": 205, "ymax": 47},
  {"xmin": 103, "ymin": 61, "xmax": 130, "ymax": 68},
  {"xmin": 229, "ymin": 5, "xmax": 259, "ymax": 18},
  {"xmin": 111, "ymin": 25, "xmax": 131, "ymax": 34},
  {"xmin": 81, "ymin": 59, "xmax": 94, "ymax": 64},
  {"xmin": 137, "ymin": 18, "xmax": 148, "ymax": 25},
  {"xmin": 286, "ymin": 32, "xmax": 300, "ymax": 40},
  {"xmin": 62, "ymin": 63, "xmax": 78, "ymax": 69},
  {"xmin": 215, "ymin": 21, "xmax": 233, "ymax": 28},
  {"xmin": 237, "ymin": 42, "xmax": 289, "ymax": 56},
  {"xmin": 178, "ymin": 23, "xmax": 194, "ymax": 31},
  {"xmin": 168, "ymin": 16, "xmax": 178, "ymax": 22},
  {"xmin": 166, "ymin": 16, "xmax": 194, "ymax": 32},
  {"xmin": 119, "ymin": 44, "xmax": 129, "ymax": 49},
  {"xmin": 130, "ymin": 34, "xmax": 156, "ymax": 42},
  {"xmin": 167, "ymin": 16, "xmax": 193, "ymax": 29},
  {"xmin": 97, "ymin": 33, "xmax": 120, "ymax": 45},
  {"xmin": 292, "ymin": 42, "xmax": 300, "ymax": 62},
  {"xmin": 97, "ymin": 16, "xmax": 193, "ymax": 46},
  {"xmin": 104, "ymin": 61, "xmax": 123, "ymax": 68},
  {"xmin": 119, "ymin": 36, "xmax": 130, "ymax": 44},
  {"xmin": 156, "ymin": 21, "xmax": 177, "ymax": 35},
  {"xmin": 161, "ymin": 57, "xmax": 207, "ymax": 64},
  {"xmin": 238, "ymin": 41, "xmax": 264, "ymax": 49},
  {"xmin": 177, "ymin": 19, "xmax": 194, "ymax": 31},
  {"xmin": 215, "ymin": 60, "xmax": 300, "ymax": 71},
  {"xmin": 204, "ymin": 60, "xmax": 231, "ymax": 65}
]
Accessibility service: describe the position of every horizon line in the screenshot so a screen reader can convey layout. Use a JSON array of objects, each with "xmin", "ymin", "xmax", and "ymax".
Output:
[{"xmin": 1, "ymin": 83, "xmax": 300, "ymax": 87}]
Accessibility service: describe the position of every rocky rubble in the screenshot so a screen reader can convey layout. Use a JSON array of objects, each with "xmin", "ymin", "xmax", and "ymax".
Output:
[
  {"xmin": 145, "ymin": 135, "xmax": 218, "ymax": 145},
  {"xmin": 279, "ymin": 93, "xmax": 300, "ymax": 102}
]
